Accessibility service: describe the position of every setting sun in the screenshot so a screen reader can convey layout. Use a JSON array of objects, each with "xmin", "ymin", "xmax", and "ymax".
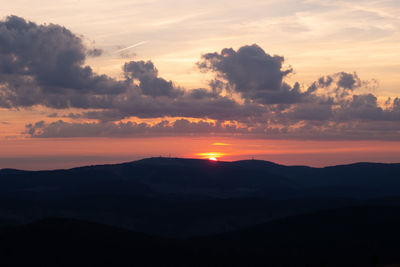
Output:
[
  {"xmin": 0, "ymin": 2, "xmax": 399, "ymax": 265},
  {"xmin": 195, "ymin": 152, "xmax": 226, "ymax": 161}
]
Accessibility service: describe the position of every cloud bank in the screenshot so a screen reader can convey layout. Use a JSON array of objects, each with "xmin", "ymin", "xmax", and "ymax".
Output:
[{"xmin": 0, "ymin": 16, "xmax": 399, "ymax": 140}]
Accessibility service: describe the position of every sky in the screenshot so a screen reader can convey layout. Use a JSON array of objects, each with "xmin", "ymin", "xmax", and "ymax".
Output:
[{"xmin": 1, "ymin": 0, "xmax": 400, "ymax": 169}]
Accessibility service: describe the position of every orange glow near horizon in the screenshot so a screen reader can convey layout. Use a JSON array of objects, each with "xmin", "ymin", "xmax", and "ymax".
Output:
[
  {"xmin": 2, "ymin": 137, "xmax": 400, "ymax": 170},
  {"xmin": 195, "ymin": 152, "xmax": 227, "ymax": 161}
]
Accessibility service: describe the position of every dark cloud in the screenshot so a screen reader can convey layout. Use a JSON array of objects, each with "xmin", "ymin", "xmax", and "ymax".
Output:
[
  {"xmin": 87, "ymin": 48, "xmax": 102, "ymax": 57},
  {"xmin": 197, "ymin": 44, "xmax": 295, "ymax": 104},
  {"xmin": 1, "ymin": 16, "xmax": 399, "ymax": 140},
  {"xmin": 337, "ymin": 72, "xmax": 361, "ymax": 90},
  {"xmin": 82, "ymin": 93, "xmax": 263, "ymax": 122},
  {"xmin": 25, "ymin": 119, "xmax": 249, "ymax": 138},
  {"xmin": 198, "ymin": 44, "xmax": 292, "ymax": 92},
  {"xmin": 47, "ymin": 112, "xmax": 85, "ymax": 119},
  {"xmin": 47, "ymin": 113, "xmax": 59, "ymax": 118},
  {"xmin": 285, "ymin": 102, "xmax": 333, "ymax": 121},
  {"xmin": 25, "ymin": 114, "xmax": 400, "ymax": 141},
  {"xmin": 392, "ymin": 97, "xmax": 400, "ymax": 111},
  {"xmin": 0, "ymin": 15, "xmax": 126, "ymax": 109},
  {"xmin": 119, "ymin": 50, "xmax": 136, "ymax": 59},
  {"xmin": 335, "ymin": 94, "xmax": 400, "ymax": 121},
  {"xmin": 123, "ymin": 61, "xmax": 183, "ymax": 98},
  {"xmin": 0, "ymin": 16, "xmax": 261, "ymax": 122}
]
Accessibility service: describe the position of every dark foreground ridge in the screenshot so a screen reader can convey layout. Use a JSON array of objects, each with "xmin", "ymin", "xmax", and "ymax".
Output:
[
  {"xmin": 0, "ymin": 157, "xmax": 400, "ymax": 266},
  {"xmin": 0, "ymin": 157, "xmax": 400, "ymax": 237},
  {"xmin": 0, "ymin": 206, "xmax": 400, "ymax": 266}
]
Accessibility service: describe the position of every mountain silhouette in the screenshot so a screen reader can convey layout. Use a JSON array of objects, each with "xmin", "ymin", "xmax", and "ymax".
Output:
[
  {"xmin": 2, "ymin": 157, "xmax": 400, "ymax": 200},
  {"xmin": 1, "ymin": 157, "xmax": 400, "ymax": 237},
  {"xmin": 0, "ymin": 206, "xmax": 400, "ymax": 266}
]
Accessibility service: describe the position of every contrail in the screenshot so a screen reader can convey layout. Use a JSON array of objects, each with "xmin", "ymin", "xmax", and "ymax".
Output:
[{"xmin": 115, "ymin": 41, "xmax": 148, "ymax": 53}]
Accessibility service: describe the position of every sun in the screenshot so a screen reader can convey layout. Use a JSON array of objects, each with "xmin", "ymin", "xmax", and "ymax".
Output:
[{"xmin": 195, "ymin": 152, "xmax": 225, "ymax": 161}]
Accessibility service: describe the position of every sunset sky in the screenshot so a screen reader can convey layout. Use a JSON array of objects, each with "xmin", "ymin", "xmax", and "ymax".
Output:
[{"xmin": 1, "ymin": 0, "xmax": 400, "ymax": 169}]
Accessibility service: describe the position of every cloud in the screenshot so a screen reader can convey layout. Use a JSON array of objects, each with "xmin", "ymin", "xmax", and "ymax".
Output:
[
  {"xmin": 1, "ymin": 16, "xmax": 399, "ymax": 140},
  {"xmin": 123, "ymin": 61, "xmax": 183, "ymax": 98},
  {"xmin": 24, "ymin": 114, "xmax": 400, "ymax": 140},
  {"xmin": 212, "ymin": 142, "xmax": 230, "ymax": 146},
  {"xmin": 0, "ymin": 15, "xmax": 126, "ymax": 109},
  {"xmin": 197, "ymin": 44, "xmax": 298, "ymax": 104},
  {"xmin": 0, "ymin": 16, "xmax": 262, "ymax": 122},
  {"xmin": 25, "ymin": 119, "xmax": 249, "ymax": 138},
  {"xmin": 198, "ymin": 44, "xmax": 292, "ymax": 93},
  {"xmin": 336, "ymin": 72, "xmax": 361, "ymax": 90},
  {"xmin": 87, "ymin": 48, "xmax": 103, "ymax": 57}
]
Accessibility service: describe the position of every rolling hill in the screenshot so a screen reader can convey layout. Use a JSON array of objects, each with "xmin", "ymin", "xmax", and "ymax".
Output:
[
  {"xmin": 0, "ymin": 206, "xmax": 400, "ymax": 266},
  {"xmin": 1, "ymin": 157, "xmax": 400, "ymax": 237}
]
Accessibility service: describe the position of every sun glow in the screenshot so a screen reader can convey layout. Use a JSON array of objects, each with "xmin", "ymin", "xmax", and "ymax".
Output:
[{"xmin": 195, "ymin": 152, "xmax": 226, "ymax": 161}]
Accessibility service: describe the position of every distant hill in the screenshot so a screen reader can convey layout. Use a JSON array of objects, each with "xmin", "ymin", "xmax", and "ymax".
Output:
[
  {"xmin": 1, "ymin": 206, "xmax": 400, "ymax": 266},
  {"xmin": 1, "ymin": 157, "xmax": 400, "ymax": 237},
  {"xmin": 2, "ymin": 157, "xmax": 400, "ymax": 200}
]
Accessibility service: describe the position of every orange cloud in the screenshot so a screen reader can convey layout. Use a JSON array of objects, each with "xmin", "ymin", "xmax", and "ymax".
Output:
[{"xmin": 212, "ymin": 142, "xmax": 230, "ymax": 146}]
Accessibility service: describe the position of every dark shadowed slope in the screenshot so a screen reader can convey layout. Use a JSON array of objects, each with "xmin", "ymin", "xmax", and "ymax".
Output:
[
  {"xmin": 1, "ymin": 206, "xmax": 400, "ymax": 266},
  {"xmin": 1, "ymin": 157, "xmax": 400, "ymax": 200},
  {"xmin": 0, "ymin": 195, "xmax": 358, "ymax": 237},
  {"xmin": 0, "ymin": 218, "xmax": 174, "ymax": 266},
  {"xmin": 193, "ymin": 205, "xmax": 400, "ymax": 266},
  {"xmin": 0, "ymin": 158, "xmax": 299, "ymax": 199},
  {"xmin": 1, "ymin": 157, "xmax": 400, "ymax": 237}
]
